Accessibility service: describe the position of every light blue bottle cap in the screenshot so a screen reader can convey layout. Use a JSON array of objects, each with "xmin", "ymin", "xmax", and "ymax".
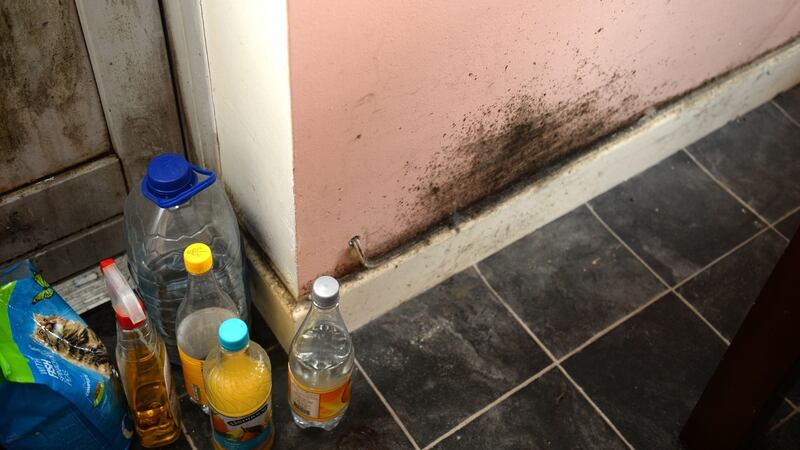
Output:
[{"xmin": 218, "ymin": 318, "xmax": 249, "ymax": 351}]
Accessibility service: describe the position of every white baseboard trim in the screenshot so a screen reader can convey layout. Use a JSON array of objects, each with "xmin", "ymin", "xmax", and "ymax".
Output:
[{"xmin": 247, "ymin": 37, "xmax": 800, "ymax": 349}]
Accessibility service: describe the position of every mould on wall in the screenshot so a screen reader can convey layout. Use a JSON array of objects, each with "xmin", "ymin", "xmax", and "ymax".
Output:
[{"xmin": 369, "ymin": 68, "xmax": 647, "ymax": 261}]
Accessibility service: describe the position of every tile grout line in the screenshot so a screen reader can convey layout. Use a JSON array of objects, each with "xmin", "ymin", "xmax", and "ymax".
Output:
[
  {"xmin": 586, "ymin": 204, "xmax": 732, "ymax": 346},
  {"xmin": 473, "ymin": 265, "xmax": 637, "ymax": 450},
  {"xmin": 421, "ymin": 362, "xmax": 558, "ymax": 450},
  {"xmin": 354, "ymin": 358, "xmax": 422, "ymax": 450},
  {"xmin": 264, "ymin": 343, "xmax": 281, "ymax": 353},
  {"xmin": 472, "ymin": 267, "xmax": 559, "ymax": 362},
  {"xmin": 556, "ymin": 289, "xmax": 670, "ymax": 363},
  {"xmin": 771, "ymin": 99, "xmax": 800, "ymax": 129},
  {"xmin": 770, "ymin": 408, "xmax": 799, "ymax": 433},
  {"xmin": 682, "ymin": 148, "xmax": 790, "ymax": 243},
  {"xmin": 674, "ymin": 291, "xmax": 730, "ymax": 344},
  {"xmin": 181, "ymin": 421, "xmax": 198, "ymax": 450},
  {"xmin": 587, "ymin": 202, "xmax": 800, "ymax": 424},
  {"xmin": 559, "ymin": 222, "xmax": 772, "ymax": 362},
  {"xmin": 671, "ymin": 226, "xmax": 773, "ymax": 291},
  {"xmin": 770, "ymin": 205, "xmax": 800, "ymax": 236}
]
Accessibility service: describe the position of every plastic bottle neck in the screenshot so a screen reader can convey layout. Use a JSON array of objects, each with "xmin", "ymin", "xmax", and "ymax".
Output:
[
  {"xmin": 221, "ymin": 343, "xmax": 249, "ymax": 357},
  {"xmin": 186, "ymin": 270, "xmax": 220, "ymax": 299},
  {"xmin": 311, "ymin": 300, "xmax": 339, "ymax": 311}
]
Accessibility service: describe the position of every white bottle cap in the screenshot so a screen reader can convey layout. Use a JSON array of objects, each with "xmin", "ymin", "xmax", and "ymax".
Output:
[{"xmin": 311, "ymin": 276, "xmax": 339, "ymax": 308}]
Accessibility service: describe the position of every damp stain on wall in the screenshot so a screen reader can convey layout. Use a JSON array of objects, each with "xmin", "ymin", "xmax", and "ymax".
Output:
[{"xmin": 365, "ymin": 69, "xmax": 648, "ymax": 259}]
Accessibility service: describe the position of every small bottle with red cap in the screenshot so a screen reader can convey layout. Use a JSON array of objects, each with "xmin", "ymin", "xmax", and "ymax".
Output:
[{"xmin": 101, "ymin": 258, "xmax": 182, "ymax": 448}]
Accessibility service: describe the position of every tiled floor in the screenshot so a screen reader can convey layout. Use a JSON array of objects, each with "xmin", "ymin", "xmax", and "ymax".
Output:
[{"xmin": 81, "ymin": 86, "xmax": 800, "ymax": 449}]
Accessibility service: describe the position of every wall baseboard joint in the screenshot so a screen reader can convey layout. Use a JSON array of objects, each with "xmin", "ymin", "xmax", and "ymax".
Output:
[{"xmin": 247, "ymin": 37, "xmax": 800, "ymax": 350}]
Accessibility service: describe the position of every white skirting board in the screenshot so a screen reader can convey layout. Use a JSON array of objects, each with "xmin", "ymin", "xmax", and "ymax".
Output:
[{"xmin": 247, "ymin": 37, "xmax": 800, "ymax": 350}]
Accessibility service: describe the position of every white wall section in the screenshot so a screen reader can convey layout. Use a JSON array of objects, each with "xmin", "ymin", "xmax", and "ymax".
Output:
[
  {"xmin": 161, "ymin": 0, "xmax": 220, "ymax": 174},
  {"xmin": 199, "ymin": 0, "xmax": 298, "ymax": 295}
]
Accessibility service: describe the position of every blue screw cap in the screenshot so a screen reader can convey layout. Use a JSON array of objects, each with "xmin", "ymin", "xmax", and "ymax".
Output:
[
  {"xmin": 218, "ymin": 318, "xmax": 249, "ymax": 352},
  {"xmin": 145, "ymin": 154, "xmax": 195, "ymax": 197},
  {"xmin": 141, "ymin": 153, "xmax": 217, "ymax": 208}
]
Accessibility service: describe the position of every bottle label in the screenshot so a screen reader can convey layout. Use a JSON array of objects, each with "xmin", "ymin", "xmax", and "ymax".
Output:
[
  {"xmin": 288, "ymin": 368, "xmax": 352, "ymax": 421},
  {"xmin": 178, "ymin": 346, "xmax": 206, "ymax": 405},
  {"xmin": 211, "ymin": 400, "xmax": 274, "ymax": 450}
]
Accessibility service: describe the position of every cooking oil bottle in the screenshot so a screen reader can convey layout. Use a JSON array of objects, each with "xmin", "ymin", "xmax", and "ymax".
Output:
[
  {"xmin": 288, "ymin": 276, "xmax": 354, "ymax": 430},
  {"xmin": 204, "ymin": 318, "xmax": 274, "ymax": 450},
  {"xmin": 101, "ymin": 259, "xmax": 181, "ymax": 447},
  {"xmin": 176, "ymin": 243, "xmax": 239, "ymax": 413}
]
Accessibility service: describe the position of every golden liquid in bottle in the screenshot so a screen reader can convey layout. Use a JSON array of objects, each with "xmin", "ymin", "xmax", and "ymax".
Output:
[{"xmin": 119, "ymin": 338, "xmax": 181, "ymax": 447}]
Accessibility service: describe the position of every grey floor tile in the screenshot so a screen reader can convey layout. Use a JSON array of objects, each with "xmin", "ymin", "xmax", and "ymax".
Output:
[
  {"xmin": 776, "ymin": 209, "xmax": 800, "ymax": 240},
  {"xmin": 270, "ymin": 350, "xmax": 414, "ymax": 450},
  {"xmin": 435, "ymin": 368, "xmax": 627, "ymax": 449},
  {"xmin": 477, "ymin": 206, "xmax": 664, "ymax": 357},
  {"xmin": 589, "ymin": 151, "xmax": 764, "ymax": 286},
  {"xmin": 353, "ymin": 268, "xmax": 551, "ymax": 447},
  {"xmin": 562, "ymin": 294, "xmax": 727, "ymax": 449},
  {"xmin": 677, "ymin": 231, "xmax": 787, "ymax": 340},
  {"xmin": 687, "ymin": 103, "xmax": 800, "ymax": 222},
  {"xmin": 774, "ymin": 84, "xmax": 800, "ymax": 124},
  {"xmin": 180, "ymin": 395, "xmax": 213, "ymax": 450},
  {"xmin": 756, "ymin": 411, "xmax": 800, "ymax": 450},
  {"xmin": 790, "ymin": 385, "xmax": 800, "ymax": 406},
  {"xmin": 767, "ymin": 400, "xmax": 796, "ymax": 431}
]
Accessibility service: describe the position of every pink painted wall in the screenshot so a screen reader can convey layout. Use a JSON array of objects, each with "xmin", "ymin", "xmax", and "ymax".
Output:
[{"xmin": 288, "ymin": 0, "xmax": 800, "ymax": 293}]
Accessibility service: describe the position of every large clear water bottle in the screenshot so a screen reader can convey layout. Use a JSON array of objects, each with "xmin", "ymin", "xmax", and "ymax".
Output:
[{"xmin": 125, "ymin": 154, "xmax": 249, "ymax": 364}]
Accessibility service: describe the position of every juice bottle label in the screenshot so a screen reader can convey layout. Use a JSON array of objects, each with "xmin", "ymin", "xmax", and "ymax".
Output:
[
  {"xmin": 178, "ymin": 346, "xmax": 206, "ymax": 405},
  {"xmin": 288, "ymin": 369, "xmax": 352, "ymax": 421},
  {"xmin": 211, "ymin": 400, "xmax": 274, "ymax": 450}
]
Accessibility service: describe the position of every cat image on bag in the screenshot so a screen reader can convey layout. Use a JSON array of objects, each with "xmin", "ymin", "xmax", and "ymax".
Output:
[{"xmin": 32, "ymin": 314, "xmax": 113, "ymax": 376}]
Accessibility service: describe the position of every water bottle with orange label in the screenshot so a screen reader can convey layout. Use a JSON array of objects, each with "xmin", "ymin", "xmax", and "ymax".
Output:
[
  {"xmin": 204, "ymin": 318, "xmax": 275, "ymax": 449},
  {"xmin": 176, "ymin": 243, "xmax": 239, "ymax": 413},
  {"xmin": 288, "ymin": 276, "xmax": 354, "ymax": 430}
]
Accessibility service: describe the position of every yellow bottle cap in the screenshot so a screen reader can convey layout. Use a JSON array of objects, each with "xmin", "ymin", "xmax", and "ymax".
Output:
[{"xmin": 184, "ymin": 243, "xmax": 213, "ymax": 275}]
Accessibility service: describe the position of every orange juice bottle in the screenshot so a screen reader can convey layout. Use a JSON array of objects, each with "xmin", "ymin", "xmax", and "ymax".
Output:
[{"xmin": 203, "ymin": 319, "xmax": 274, "ymax": 449}]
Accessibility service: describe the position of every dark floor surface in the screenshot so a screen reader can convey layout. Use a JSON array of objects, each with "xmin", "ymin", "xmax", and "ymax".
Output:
[{"xmin": 82, "ymin": 85, "xmax": 800, "ymax": 449}]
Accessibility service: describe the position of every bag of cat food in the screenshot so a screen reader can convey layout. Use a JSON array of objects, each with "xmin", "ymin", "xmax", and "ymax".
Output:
[{"xmin": 0, "ymin": 260, "xmax": 132, "ymax": 450}]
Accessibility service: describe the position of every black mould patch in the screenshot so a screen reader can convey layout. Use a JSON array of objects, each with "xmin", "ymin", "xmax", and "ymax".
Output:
[{"xmin": 371, "ymin": 67, "xmax": 647, "ymax": 258}]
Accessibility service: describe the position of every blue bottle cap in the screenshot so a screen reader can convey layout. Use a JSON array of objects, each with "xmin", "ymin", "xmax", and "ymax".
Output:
[
  {"xmin": 218, "ymin": 318, "xmax": 249, "ymax": 352},
  {"xmin": 144, "ymin": 154, "xmax": 196, "ymax": 197},
  {"xmin": 141, "ymin": 154, "xmax": 217, "ymax": 208}
]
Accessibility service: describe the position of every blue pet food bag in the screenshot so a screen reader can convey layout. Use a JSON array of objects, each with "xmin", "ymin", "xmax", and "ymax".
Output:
[{"xmin": 0, "ymin": 261, "xmax": 132, "ymax": 449}]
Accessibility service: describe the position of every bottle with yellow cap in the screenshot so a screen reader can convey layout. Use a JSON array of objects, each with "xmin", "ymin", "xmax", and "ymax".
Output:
[{"xmin": 176, "ymin": 243, "xmax": 240, "ymax": 413}]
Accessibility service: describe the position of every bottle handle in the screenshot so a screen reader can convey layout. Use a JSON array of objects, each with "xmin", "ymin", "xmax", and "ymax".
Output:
[{"xmin": 141, "ymin": 164, "xmax": 217, "ymax": 208}]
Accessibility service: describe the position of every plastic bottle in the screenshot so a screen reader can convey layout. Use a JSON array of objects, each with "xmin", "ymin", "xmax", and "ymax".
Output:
[
  {"xmin": 204, "ymin": 319, "xmax": 274, "ymax": 450},
  {"xmin": 101, "ymin": 259, "xmax": 181, "ymax": 448},
  {"xmin": 176, "ymin": 243, "xmax": 240, "ymax": 413},
  {"xmin": 288, "ymin": 276, "xmax": 354, "ymax": 430},
  {"xmin": 124, "ymin": 153, "xmax": 249, "ymax": 364},
  {"xmin": 177, "ymin": 243, "xmax": 239, "ymax": 413}
]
